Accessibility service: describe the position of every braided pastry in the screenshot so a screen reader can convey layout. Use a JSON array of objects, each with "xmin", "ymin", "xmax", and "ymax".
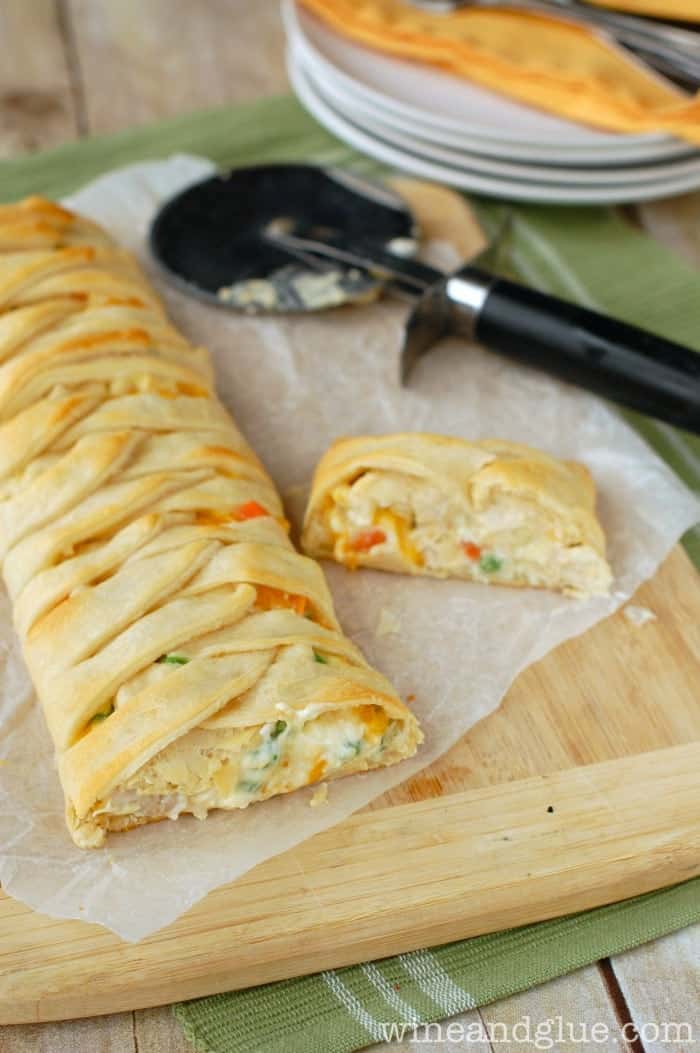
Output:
[
  {"xmin": 0, "ymin": 197, "xmax": 421, "ymax": 848},
  {"xmin": 302, "ymin": 434, "xmax": 611, "ymax": 597}
]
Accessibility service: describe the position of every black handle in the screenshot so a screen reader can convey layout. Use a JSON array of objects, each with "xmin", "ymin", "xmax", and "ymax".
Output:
[{"xmin": 472, "ymin": 272, "xmax": 700, "ymax": 435}]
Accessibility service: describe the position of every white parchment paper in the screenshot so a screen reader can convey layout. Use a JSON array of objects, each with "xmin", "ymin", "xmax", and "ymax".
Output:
[{"xmin": 0, "ymin": 156, "xmax": 698, "ymax": 941}]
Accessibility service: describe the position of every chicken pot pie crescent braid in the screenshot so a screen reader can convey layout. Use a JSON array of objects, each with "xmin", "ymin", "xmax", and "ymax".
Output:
[
  {"xmin": 0, "ymin": 197, "xmax": 421, "ymax": 848},
  {"xmin": 302, "ymin": 433, "xmax": 612, "ymax": 597}
]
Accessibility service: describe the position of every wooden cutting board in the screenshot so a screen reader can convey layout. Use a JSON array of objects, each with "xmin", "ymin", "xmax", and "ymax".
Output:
[{"xmin": 1, "ymin": 184, "xmax": 699, "ymax": 1026}]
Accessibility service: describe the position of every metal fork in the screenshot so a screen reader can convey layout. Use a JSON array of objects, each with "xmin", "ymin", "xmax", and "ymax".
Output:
[{"xmin": 407, "ymin": 0, "xmax": 700, "ymax": 88}]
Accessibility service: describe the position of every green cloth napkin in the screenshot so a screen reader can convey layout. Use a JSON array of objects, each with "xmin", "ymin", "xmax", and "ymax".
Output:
[{"xmin": 2, "ymin": 94, "xmax": 698, "ymax": 1053}]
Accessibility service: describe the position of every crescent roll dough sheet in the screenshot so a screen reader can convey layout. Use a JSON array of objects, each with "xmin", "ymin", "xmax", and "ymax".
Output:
[
  {"xmin": 302, "ymin": 433, "xmax": 612, "ymax": 597},
  {"xmin": 299, "ymin": 0, "xmax": 700, "ymax": 145},
  {"xmin": 0, "ymin": 196, "xmax": 421, "ymax": 848}
]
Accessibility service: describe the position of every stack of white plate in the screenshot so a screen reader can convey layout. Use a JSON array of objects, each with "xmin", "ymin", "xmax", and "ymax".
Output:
[{"xmin": 283, "ymin": 0, "xmax": 700, "ymax": 204}]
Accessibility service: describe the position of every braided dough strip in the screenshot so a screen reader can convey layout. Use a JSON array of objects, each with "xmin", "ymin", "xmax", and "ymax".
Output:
[{"xmin": 0, "ymin": 197, "xmax": 421, "ymax": 847}]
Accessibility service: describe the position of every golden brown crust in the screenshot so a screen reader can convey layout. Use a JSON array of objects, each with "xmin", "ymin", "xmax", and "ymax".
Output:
[
  {"xmin": 0, "ymin": 198, "xmax": 421, "ymax": 846},
  {"xmin": 302, "ymin": 432, "xmax": 611, "ymax": 595}
]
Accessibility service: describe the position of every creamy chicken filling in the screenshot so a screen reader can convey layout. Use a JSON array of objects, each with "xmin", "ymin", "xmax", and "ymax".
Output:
[
  {"xmin": 91, "ymin": 703, "xmax": 405, "ymax": 828},
  {"xmin": 326, "ymin": 471, "xmax": 609, "ymax": 595}
]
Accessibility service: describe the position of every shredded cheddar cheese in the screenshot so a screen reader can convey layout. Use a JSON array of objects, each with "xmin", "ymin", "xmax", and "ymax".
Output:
[
  {"xmin": 194, "ymin": 510, "xmax": 231, "ymax": 527},
  {"xmin": 194, "ymin": 503, "xmax": 273, "ymax": 527},
  {"xmin": 356, "ymin": 704, "xmax": 390, "ymax": 737},
  {"xmin": 375, "ymin": 510, "xmax": 424, "ymax": 567},
  {"xmin": 176, "ymin": 381, "xmax": 208, "ymax": 398},
  {"xmin": 308, "ymin": 757, "xmax": 327, "ymax": 783}
]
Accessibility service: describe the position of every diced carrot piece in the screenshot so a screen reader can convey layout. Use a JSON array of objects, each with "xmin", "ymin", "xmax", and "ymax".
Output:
[
  {"xmin": 288, "ymin": 594, "xmax": 308, "ymax": 616},
  {"xmin": 461, "ymin": 541, "xmax": 481, "ymax": 561},
  {"xmin": 233, "ymin": 500, "xmax": 269, "ymax": 521},
  {"xmin": 349, "ymin": 528, "xmax": 386, "ymax": 552},
  {"xmin": 255, "ymin": 585, "xmax": 308, "ymax": 616}
]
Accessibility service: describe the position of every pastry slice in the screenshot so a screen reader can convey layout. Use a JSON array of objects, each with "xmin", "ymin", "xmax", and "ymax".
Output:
[
  {"xmin": 0, "ymin": 197, "xmax": 421, "ymax": 847},
  {"xmin": 302, "ymin": 433, "xmax": 612, "ymax": 597}
]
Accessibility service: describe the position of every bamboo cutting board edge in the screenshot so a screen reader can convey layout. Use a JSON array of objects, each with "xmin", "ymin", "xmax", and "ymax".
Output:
[{"xmin": 1, "ymin": 738, "xmax": 699, "ymax": 1024}]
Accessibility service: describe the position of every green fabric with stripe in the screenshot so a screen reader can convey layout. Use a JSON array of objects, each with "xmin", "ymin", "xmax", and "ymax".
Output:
[
  {"xmin": 1, "ymin": 94, "xmax": 697, "ymax": 1053},
  {"xmin": 175, "ymin": 880, "xmax": 700, "ymax": 1053}
]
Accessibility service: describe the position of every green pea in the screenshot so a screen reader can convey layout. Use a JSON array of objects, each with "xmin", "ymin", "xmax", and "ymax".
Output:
[
  {"xmin": 270, "ymin": 719, "xmax": 287, "ymax": 739},
  {"xmin": 89, "ymin": 705, "xmax": 114, "ymax": 725}
]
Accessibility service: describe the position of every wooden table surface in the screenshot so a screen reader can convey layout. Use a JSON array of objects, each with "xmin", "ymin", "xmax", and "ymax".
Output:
[{"xmin": 0, "ymin": 3, "xmax": 698, "ymax": 1051}]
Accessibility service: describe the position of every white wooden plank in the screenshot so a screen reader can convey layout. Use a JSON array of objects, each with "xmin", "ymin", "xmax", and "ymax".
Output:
[
  {"xmin": 611, "ymin": 925, "xmax": 700, "ymax": 1053},
  {"xmin": 67, "ymin": 0, "xmax": 288, "ymax": 135},
  {"xmin": 134, "ymin": 1006, "xmax": 193, "ymax": 1053},
  {"xmin": 0, "ymin": 1012, "xmax": 135, "ymax": 1053},
  {"xmin": 480, "ymin": 965, "xmax": 631, "ymax": 1053},
  {"xmin": 0, "ymin": 0, "xmax": 78, "ymax": 157}
]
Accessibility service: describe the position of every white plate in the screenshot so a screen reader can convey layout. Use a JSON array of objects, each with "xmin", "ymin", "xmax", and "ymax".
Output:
[
  {"xmin": 289, "ymin": 52, "xmax": 700, "ymax": 204},
  {"xmin": 310, "ymin": 58, "xmax": 700, "ymax": 188},
  {"xmin": 284, "ymin": 0, "xmax": 690, "ymax": 165}
]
